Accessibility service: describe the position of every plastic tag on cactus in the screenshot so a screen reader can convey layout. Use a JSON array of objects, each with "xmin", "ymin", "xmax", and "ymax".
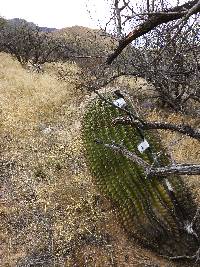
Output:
[
  {"xmin": 137, "ymin": 139, "xmax": 150, "ymax": 153},
  {"xmin": 113, "ymin": 98, "xmax": 126, "ymax": 108},
  {"xmin": 165, "ymin": 179, "xmax": 174, "ymax": 192}
]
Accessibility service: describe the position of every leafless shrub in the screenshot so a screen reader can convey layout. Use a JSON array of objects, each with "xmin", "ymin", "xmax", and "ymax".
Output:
[
  {"xmin": 122, "ymin": 22, "xmax": 200, "ymax": 113},
  {"xmin": 0, "ymin": 19, "xmax": 74, "ymax": 68},
  {"xmin": 91, "ymin": 0, "xmax": 200, "ymax": 114}
]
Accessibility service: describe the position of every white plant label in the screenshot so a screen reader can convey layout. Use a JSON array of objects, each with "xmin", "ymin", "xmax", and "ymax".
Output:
[
  {"xmin": 113, "ymin": 98, "xmax": 126, "ymax": 108},
  {"xmin": 137, "ymin": 139, "xmax": 150, "ymax": 153},
  {"xmin": 165, "ymin": 179, "xmax": 174, "ymax": 192}
]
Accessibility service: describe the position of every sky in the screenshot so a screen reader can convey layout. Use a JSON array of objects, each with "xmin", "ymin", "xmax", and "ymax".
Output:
[
  {"xmin": 1, "ymin": 0, "xmax": 189, "ymax": 31},
  {"xmin": 0, "ymin": 0, "xmax": 110, "ymax": 29}
]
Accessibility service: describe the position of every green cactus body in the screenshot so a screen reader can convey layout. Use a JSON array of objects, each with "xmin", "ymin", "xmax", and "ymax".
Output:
[{"xmin": 82, "ymin": 93, "xmax": 198, "ymax": 256}]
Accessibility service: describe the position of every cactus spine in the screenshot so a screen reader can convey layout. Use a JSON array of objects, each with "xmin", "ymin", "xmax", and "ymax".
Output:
[{"xmin": 82, "ymin": 93, "xmax": 198, "ymax": 256}]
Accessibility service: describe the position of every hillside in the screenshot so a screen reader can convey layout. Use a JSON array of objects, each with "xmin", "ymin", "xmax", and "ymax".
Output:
[
  {"xmin": 0, "ymin": 52, "xmax": 200, "ymax": 266},
  {"xmin": 7, "ymin": 18, "xmax": 57, "ymax": 32},
  {"xmin": 54, "ymin": 25, "xmax": 116, "ymax": 57}
]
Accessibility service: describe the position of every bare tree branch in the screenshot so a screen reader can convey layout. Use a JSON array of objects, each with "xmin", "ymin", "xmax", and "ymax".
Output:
[
  {"xmin": 95, "ymin": 139, "xmax": 150, "ymax": 168},
  {"xmin": 113, "ymin": 116, "xmax": 200, "ymax": 140},
  {"xmin": 95, "ymin": 139, "xmax": 200, "ymax": 176},
  {"xmin": 106, "ymin": 0, "xmax": 200, "ymax": 64},
  {"xmin": 155, "ymin": 0, "xmax": 200, "ymax": 59},
  {"xmin": 148, "ymin": 164, "xmax": 200, "ymax": 177},
  {"xmin": 161, "ymin": 247, "xmax": 200, "ymax": 261}
]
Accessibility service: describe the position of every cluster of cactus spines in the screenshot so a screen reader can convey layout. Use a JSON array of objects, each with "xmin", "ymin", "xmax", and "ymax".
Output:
[{"xmin": 82, "ymin": 92, "xmax": 198, "ymax": 256}]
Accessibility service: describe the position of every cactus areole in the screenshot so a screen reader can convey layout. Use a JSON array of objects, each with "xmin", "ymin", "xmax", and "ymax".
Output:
[{"xmin": 82, "ymin": 91, "xmax": 198, "ymax": 257}]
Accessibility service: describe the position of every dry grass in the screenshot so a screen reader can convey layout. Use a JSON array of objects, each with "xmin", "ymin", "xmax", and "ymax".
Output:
[
  {"xmin": 146, "ymin": 110, "xmax": 200, "ymax": 203},
  {"xmin": 0, "ymin": 52, "xmax": 199, "ymax": 266},
  {"xmin": 0, "ymin": 52, "xmax": 99, "ymax": 266}
]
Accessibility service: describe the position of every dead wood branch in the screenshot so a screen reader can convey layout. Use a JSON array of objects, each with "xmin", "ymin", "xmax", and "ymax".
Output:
[
  {"xmin": 113, "ymin": 117, "xmax": 200, "ymax": 140},
  {"xmin": 95, "ymin": 139, "xmax": 200, "ymax": 176},
  {"xmin": 106, "ymin": 0, "xmax": 200, "ymax": 64},
  {"xmin": 161, "ymin": 247, "xmax": 200, "ymax": 261},
  {"xmin": 148, "ymin": 164, "xmax": 200, "ymax": 177},
  {"xmin": 95, "ymin": 139, "xmax": 150, "ymax": 168}
]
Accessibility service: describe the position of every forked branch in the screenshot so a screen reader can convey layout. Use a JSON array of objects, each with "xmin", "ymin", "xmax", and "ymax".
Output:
[
  {"xmin": 95, "ymin": 139, "xmax": 200, "ymax": 176},
  {"xmin": 107, "ymin": 0, "xmax": 200, "ymax": 64},
  {"xmin": 113, "ymin": 116, "xmax": 200, "ymax": 140}
]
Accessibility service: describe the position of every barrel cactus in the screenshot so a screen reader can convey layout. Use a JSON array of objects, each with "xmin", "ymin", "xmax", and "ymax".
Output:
[{"xmin": 82, "ymin": 91, "xmax": 198, "ymax": 257}]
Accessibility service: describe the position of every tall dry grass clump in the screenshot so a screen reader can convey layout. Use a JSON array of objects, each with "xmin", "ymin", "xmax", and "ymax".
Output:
[
  {"xmin": 0, "ymin": 52, "xmax": 104, "ymax": 266},
  {"xmin": 0, "ymin": 53, "xmax": 80, "ymax": 135}
]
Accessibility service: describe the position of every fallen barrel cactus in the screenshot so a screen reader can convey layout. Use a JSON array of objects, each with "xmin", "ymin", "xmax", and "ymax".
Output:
[{"xmin": 82, "ymin": 91, "xmax": 199, "ymax": 257}]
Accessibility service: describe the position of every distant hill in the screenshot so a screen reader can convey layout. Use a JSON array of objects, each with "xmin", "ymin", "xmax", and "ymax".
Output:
[
  {"xmin": 38, "ymin": 26, "xmax": 57, "ymax": 33},
  {"xmin": 53, "ymin": 25, "xmax": 116, "ymax": 56},
  {"xmin": 0, "ymin": 16, "xmax": 6, "ymax": 26},
  {"xmin": 7, "ymin": 18, "xmax": 57, "ymax": 32},
  {"xmin": 51, "ymin": 25, "xmax": 117, "ymax": 69}
]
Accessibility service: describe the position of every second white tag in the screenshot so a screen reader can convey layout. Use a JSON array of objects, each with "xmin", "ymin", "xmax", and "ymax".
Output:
[{"xmin": 138, "ymin": 139, "xmax": 150, "ymax": 153}]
